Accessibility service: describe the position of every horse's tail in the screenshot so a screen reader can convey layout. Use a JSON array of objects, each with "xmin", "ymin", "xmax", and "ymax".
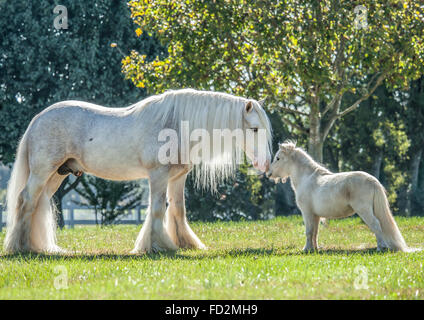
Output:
[
  {"xmin": 4, "ymin": 132, "xmax": 30, "ymax": 252},
  {"xmin": 372, "ymin": 182, "xmax": 409, "ymax": 252}
]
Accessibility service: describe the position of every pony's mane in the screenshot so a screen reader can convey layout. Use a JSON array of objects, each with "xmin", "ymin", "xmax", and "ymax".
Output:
[
  {"xmin": 280, "ymin": 140, "xmax": 331, "ymax": 175},
  {"xmin": 132, "ymin": 89, "xmax": 272, "ymax": 190}
]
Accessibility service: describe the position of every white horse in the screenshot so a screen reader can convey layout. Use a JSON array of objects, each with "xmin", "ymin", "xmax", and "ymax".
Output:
[
  {"xmin": 268, "ymin": 141, "xmax": 410, "ymax": 252},
  {"xmin": 4, "ymin": 89, "xmax": 272, "ymax": 254}
]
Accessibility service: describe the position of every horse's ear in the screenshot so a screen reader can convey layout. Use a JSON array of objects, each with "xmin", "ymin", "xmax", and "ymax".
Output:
[
  {"xmin": 258, "ymin": 97, "xmax": 267, "ymax": 106},
  {"xmin": 245, "ymin": 101, "xmax": 253, "ymax": 113}
]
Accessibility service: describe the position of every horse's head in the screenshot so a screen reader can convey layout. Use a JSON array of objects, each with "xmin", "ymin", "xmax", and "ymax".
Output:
[
  {"xmin": 241, "ymin": 99, "xmax": 272, "ymax": 172},
  {"xmin": 267, "ymin": 141, "xmax": 296, "ymax": 183}
]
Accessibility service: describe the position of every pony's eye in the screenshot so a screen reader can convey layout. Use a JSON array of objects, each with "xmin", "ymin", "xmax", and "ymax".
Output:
[
  {"xmin": 252, "ymin": 128, "xmax": 258, "ymax": 133},
  {"xmin": 276, "ymin": 157, "xmax": 280, "ymax": 161}
]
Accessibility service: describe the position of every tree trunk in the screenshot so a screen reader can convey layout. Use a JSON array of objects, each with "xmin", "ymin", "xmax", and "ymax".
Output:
[
  {"xmin": 308, "ymin": 109, "xmax": 324, "ymax": 163},
  {"xmin": 407, "ymin": 147, "xmax": 422, "ymax": 216},
  {"xmin": 371, "ymin": 150, "xmax": 383, "ymax": 180},
  {"xmin": 53, "ymin": 176, "xmax": 69, "ymax": 229}
]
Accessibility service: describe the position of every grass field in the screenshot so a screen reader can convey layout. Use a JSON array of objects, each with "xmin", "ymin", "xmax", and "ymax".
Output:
[{"xmin": 0, "ymin": 216, "xmax": 423, "ymax": 299}]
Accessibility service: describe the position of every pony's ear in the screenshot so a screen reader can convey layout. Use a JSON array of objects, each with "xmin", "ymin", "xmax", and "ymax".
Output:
[
  {"xmin": 279, "ymin": 141, "xmax": 295, "ymax": 154},
  {"xmin": 279, "ymin": 143, "xmax": 288, "ymax": 154},
  {"xmin": 258, "ymin": 97, "xmax": 267, "ymax": 106},
  {"xmin": 245, "ymin": 101, "xmax": 253, "ymax": 113}
]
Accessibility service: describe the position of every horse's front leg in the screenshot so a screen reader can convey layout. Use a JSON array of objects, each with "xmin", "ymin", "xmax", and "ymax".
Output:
[
  {"xmin": 301, "ymin": 210, "xmax": 320, "ymax": 252},
  {"xmin": 131, "ymin": 168, "xmax": 178, "ymax": 253},
  {"xmin": 166, "ymin": 173, "xmax": 206, "ymax": 250}
]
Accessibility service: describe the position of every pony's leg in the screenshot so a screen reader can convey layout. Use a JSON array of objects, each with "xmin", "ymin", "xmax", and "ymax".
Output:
[
  {"xmin": 302, "ymin": 211, "xmax": 320, "ymax": 252},
  {"xmin": 354, "ymin": 205, "xmax": 386, "ymax": 251},
  {"xmin": 132, "ymin": 168, "xmax": 178, "ymax": 253},
  {"xmin": 30, "ymin": 173, "xmax": 67, "ymax": 253},
  {"xmin": 166, "ymin": 173, "xmax": 206, "ymax": 249}
]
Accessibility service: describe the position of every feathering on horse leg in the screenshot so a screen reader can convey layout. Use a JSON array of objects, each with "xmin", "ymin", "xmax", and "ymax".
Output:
[
  {"xmin": 166, "ymin": 174, "xmax": 206, "ymax": 250},
  {"xmin": 131, "ymin": 207, "xmax": 153, "ymax": 253},
  {"xmin": 132, "ymin": 170, "xmax": 177, "ymax": 253},
  {"xmin": 166, "ymin": 203, "xmax": 206, "ymax": 250},
  {"xmin": 30, "ymin": 173, "xmax": 67, "ymax": 253}
]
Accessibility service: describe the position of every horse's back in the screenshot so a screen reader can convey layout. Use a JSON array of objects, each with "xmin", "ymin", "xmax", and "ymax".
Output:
[
  {"xmin": 24, "ymin": 101, "xmax": 132, "ymax": 159},
  {"xmin": 28, "ymin": 101, "xmax": 133, "ymax": 137},
  {"xmin": 35, "ymin": 100, "xmax": 130, "ymax": 121},
  {"xmin": 306, "ymin": 171, "xmax": 378, "ymax": 217}
]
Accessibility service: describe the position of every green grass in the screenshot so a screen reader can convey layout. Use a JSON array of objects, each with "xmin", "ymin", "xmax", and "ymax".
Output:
[{"xmin": 0, "ymin": 216, "xmax": 423, "ymax": 299}]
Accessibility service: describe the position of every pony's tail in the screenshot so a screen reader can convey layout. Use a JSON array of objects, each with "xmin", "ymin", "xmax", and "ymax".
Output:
[
  {"xmin": 373, "ymin": 183, "xmax": 409, "ymax": 252},
  {"xmin": 4, "ymin": 133, "xmax": 30, "ymax": 252}
]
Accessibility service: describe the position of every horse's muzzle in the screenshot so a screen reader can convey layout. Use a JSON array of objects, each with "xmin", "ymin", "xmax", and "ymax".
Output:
[{"xmin": 253, "ymin": 159, "xmax": 270, "ymax": 172}]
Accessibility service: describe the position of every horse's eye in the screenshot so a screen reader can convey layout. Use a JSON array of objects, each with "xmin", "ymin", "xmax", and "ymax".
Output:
[
  {"xmin": 276, "ymin": 157, "xmax": 280, "ymax": 161},
  {"xmin": 252, "ymin": 128, "xmax": 258, "ymax": 133}
]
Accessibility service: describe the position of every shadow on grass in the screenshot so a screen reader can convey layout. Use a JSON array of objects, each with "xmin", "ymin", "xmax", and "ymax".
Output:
[{"xmin": 0, "ymin": 246, "xmax": 385, "ymax": 261}]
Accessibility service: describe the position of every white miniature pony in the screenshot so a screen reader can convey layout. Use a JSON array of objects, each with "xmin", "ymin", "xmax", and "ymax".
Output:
[
  {"xmin": 268, "ymin": 141, "xmax": 410, "ymax": 252},
  {"xmin": 4, "ymin": 89, "xmax": 272, "ymax": 253}
]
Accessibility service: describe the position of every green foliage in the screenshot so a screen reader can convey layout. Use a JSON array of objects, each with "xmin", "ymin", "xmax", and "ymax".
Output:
[
  {"xmin": 124, "ymin": 0, "xmax": 424, "ymax": 159},
  {"xmin": 125, "ymin": 0, "xmax": 423, "ymax": 95},
  {"xmin": 73, "ymin": 175, "xmax": 144, "ymax": 225},
  {"xmin": 186, "ymin": 164, "xmax": 276, "ymax": 221},
  {"xmin": 0, "ymin": 0, "xmax": 162, "ymax": 221},
  {"xmin": 328, "ymin": 85, "xmax": 416, "ymax": 213},
  {"xmin": 0, "ymin": 0, "xmax": 162, "ymax": 164},
  {"xmin": 122, "ymin": 0, "xmax": 424, "ymax": 217}
]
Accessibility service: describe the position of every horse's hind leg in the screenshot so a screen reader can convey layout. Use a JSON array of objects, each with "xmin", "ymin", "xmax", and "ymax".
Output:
[
  {"xmin": 30, "ymin": 173, "xmax": 68, "ymax": 252},
  {"xmin": 165, "ymin": 173, "xmax": 205, "ymax": 249},
  {"xmin": 354, "ymin": 204, "xmax": 387, "ymax": 251},
  {"xmin": 131, "ymin": 168, "xmax": 178, "ymax": 253},
  {"xmin": 11, "ymin": 171, "xmax": 51, "ymax": 252}
]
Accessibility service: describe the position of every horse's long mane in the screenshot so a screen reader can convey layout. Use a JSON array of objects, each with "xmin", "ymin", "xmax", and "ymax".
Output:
[
  {"xmin": 282, "ymin": 141, "xmax": 331, "ymax": 175},
  {"xmin": 132, "ymin": 89, "xmax": 272, "ymax": 190}
]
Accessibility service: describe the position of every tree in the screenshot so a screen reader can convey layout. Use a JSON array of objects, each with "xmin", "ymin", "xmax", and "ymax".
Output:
[
  {"xmin": 185, "ymin": 164, "xmax": 275, "ymax": 221},
  {"xmin": 123, "ymin": 0, "xmax": 424, "ymax": 162},
  {"xmin": 0, "ymin": 0, "xmax": 162, "ymax": 223},
  {"xmin": 330, "ymin": 85, "xmax": 410, "ymax": 213},
  {"xmin": 401, "ymin": 77, "xmax": 424, "ymax": 215}
]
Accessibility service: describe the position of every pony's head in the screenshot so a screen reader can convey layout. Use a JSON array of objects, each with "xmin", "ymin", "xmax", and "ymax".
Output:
[
  {"xmin": 240, "ymin": 99, "xmax": 272, "ymax": 172},
  {"xmin": 267, "ymin": 140, "xmax": 297, "ymax": 183}
]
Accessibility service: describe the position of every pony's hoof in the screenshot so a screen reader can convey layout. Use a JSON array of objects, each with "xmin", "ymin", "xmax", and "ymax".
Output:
[{"xmin": 303, "ymin": 246, "xmax": 317, "ymax": 253}]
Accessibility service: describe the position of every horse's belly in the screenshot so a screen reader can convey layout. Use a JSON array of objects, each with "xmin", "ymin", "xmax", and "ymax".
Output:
[
  {"xmin": 85, "ymin": 165, "xmax": 149, "ymax": 181},
  {"xmin": 312, "ymin": 195, "xmax": 354, "ymax": 218},
  {"xmin": 80, "ymin": 151, "xmax": 149, "ymax": 181}
]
